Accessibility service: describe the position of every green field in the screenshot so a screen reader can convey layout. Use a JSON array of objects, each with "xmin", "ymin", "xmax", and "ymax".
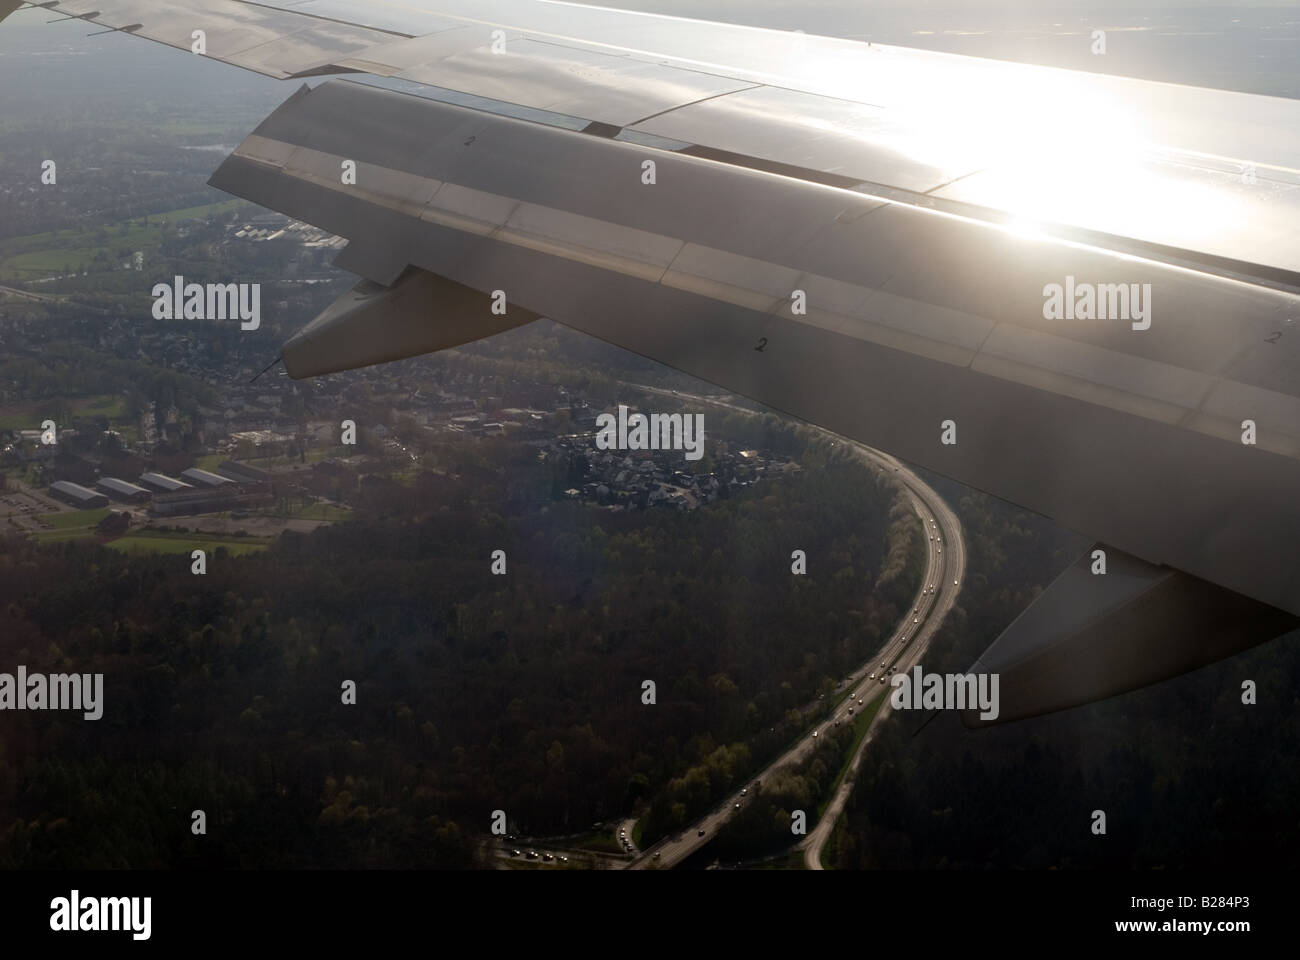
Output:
[
  {"xmin": 32, "ymin": 507, "xmax": 112, "ymax": 544},
  {"xmin": 34, "ymin": 528, "xmax": 102, "ymax": 544},
  {"xmin": 107, "ymin": 536, "xmax": 268, "ymax": 556},
  {"xmin": 153, "ymin": 200, "xmax": 249, "ymax": 223},
  {"xmin": 40, "ymin": 508, "xmax": 110, "ymax": 530},
  {"xmin": 106, "ymin": 529, "xmax": 271, "ymax": 556},
  {"xmin": 0, "ymin": 199, "xmax": 249, "ymax": 281},
  {"xmin": 239, "ymin": 448, "xmax": 332, "ymax": 468},
  {"xmin": 0, "ymin": 395, "xmax": 127, "ymax": 431},
  {"xmin": 560, "ymin": 830, "xmax": 624, "ymax": 856},
  {"xmin": 294, "ymin": 502, "xmax": 352, "ymax": 522},
  {"xmin": 75, "ymin": 396, "xmax": 127, "ymax": 420}
]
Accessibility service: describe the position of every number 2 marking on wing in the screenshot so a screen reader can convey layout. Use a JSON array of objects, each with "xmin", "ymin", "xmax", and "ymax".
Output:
[{"xmin": 755, "ymin": 337, "xmax": 768, "ymax": 352}]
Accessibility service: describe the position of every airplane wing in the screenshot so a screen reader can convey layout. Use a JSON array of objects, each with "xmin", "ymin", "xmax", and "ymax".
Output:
[{"xmin": 8, "ymin": 0, "xmax": 1300, "ymax": 723}]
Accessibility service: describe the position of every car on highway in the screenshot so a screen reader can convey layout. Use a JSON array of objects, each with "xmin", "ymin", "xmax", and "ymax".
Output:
[
  {"xmin": 734, "ymin": 802, "xmax": 741, "ymax": 810},
  {"xmin": 914, "ymin": 617, "xmax": 919, "ymax": 623},
  {"xmin": 741, "ymin": 788, "xmax": 747, "ymax": 796},
  {"xmin": 698, "ymin": 828, "xmax": 705, "ymax": 837},
  {"xmin": 880, "ymin": 676, "xmax": 887, "ymax": 684},
  {"xmin": 527, "ymin": 851, "xmax": 538, "ymax": 859},
  {"xmin": 509, "ymin": 849, "xmax": 521, "ymax": 857},
  {"xmin": 542, "ymin": 852, "xmax": 554, "ymax": 862},
  {"xmin": 559, "ymin": 855, "xmax": 569, "ymax": 863},
  {"xmin": 654, "ymin": 852, "xmax": 661, "ymax": 859},
  {"xmin": 869, "ymin": 672, "xmax": 876, "ymax": 680},
  {"xmin": 813, "ymin": 730, "xmax": 818, "ymax": 738}
]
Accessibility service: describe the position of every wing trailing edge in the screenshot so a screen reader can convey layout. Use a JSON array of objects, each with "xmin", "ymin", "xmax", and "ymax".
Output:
[{"xmin": 960, "ymin": 546, "xmax": 1299, "ymax": 727}]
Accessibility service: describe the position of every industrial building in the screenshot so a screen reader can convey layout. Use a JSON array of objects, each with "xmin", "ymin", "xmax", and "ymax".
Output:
[
  {"xmin": 180, "ymin": 467, "xmax": 234, "ymax": 488},
  {"xmin": 139, "ymin": 472, "xmax": 193, "ymax": 493},
  {"xmin": 150, "ymin": 483, "xmax": 274, "ymax": 517},
  {"xmin": 217, "ymin": 460, "xmax": 273, "ymax": 484},
  {"xmin": 95, "ymin": 477, "xmax": 152, "ymax": 504},
  {"xmin": 49, "ymin": 481, "xmax": 109, "ymax": 509}
]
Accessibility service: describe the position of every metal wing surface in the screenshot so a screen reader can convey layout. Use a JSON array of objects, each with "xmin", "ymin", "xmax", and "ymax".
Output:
[{"xmin": 9, "ymin": 0, "xmax": 1300, "ymax": 721}]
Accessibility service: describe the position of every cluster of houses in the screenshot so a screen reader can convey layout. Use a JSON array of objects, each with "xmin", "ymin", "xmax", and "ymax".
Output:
[{"xmin": 550, "ymin": 438, "xmax": 797, "ymax": 512}]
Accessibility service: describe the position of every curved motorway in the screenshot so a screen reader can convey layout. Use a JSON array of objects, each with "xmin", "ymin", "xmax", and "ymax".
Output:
[{"xmin": 622, "ymin": 388, "xmax": 966, "ymax": 871}]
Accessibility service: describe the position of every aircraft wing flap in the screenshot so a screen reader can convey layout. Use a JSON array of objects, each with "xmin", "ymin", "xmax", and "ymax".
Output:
[
  {"xmin": 962, "ymin": 545, "xmax": 1299, "ymax": 726},
  {"xmin": 207, "ymin": 79, "xmax": 1300, "ymax": 626}
]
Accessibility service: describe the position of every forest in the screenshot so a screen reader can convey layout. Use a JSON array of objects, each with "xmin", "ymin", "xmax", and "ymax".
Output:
[
  {"xmin": 0, "ymin": 431, "xmax": 920, "ymax": 868},
  {"xmin": 829, "ymin": 481, "xmax": 1300, "ymax": 870}
]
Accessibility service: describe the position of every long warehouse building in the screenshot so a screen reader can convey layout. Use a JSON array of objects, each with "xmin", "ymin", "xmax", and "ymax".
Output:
[
  {"xmin": 139, "ymin": 472, "xmax": 193, "ymax": 493},
  {"xmin": 49, "ymin": 481, "xmax": 109, "ymax": 509},
  {"xmin": 95, "ymin": 477, "xmax": 152, "ymax": 504}
]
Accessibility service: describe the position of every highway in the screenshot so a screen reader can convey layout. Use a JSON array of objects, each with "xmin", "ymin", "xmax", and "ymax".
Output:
[
  {"xmin": 800, "ymin": 447, "xmax": 966, "ymax": 869},
  {"xmin": 621, "ymin": 388, "xmax": 965, "ymax": 870}
]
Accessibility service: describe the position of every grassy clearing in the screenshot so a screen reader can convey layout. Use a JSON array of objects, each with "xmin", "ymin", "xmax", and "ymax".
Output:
[
  {"xmin": 152, "ymin": 199, "xmax": 248, "ymax": 223},
  {"xmin": 40, "ymin": 508, "xmax": 110, "ymax": 530},
  {"xmin": 0, "ymin": 199, "xmax": 248, "ymax": 281},
  {"xmin": 565, "ymin": 832, "xmax": 624, "ymax": 856},
  {"xmin": 294, "ymin": 502, "xmax": 352, "ymax": 522},
  {"xmin": 107, "ymin": 533, "xmax": 269, "ymax": 556},
  {"xmin": 0, "ymin": 395, "xmax": 127, "ymax": 430},
  {"xmin": 75, "ymin": 395, "xmax": 127, "ymax": 420},
  {"xmin": 34, "ymin": 528, "xmax": 102, "ymax": 544}
]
